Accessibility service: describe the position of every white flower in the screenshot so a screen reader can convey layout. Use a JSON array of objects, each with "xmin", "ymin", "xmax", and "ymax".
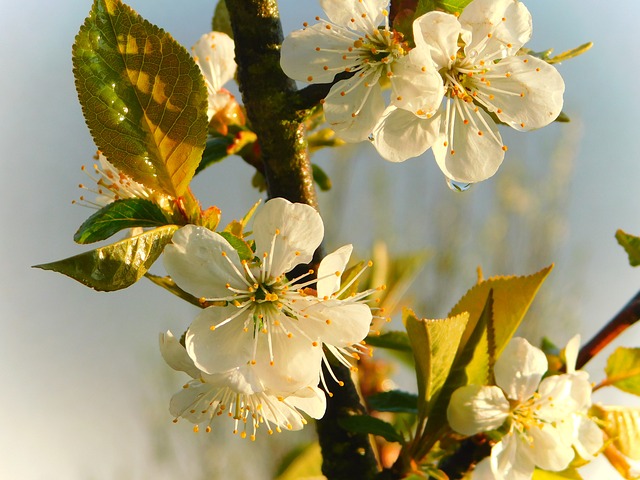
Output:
[
  {"xmin": 447, "ymin": 337, "xmax": 600, "ymax": 479},
  {"xmin": 160, "ymin": 331, "xmax": 326, "ymax": 438},
  {"xmin": 163, "ymin": 198, "xmax": 374, "ymax": 393},
  {"xmin": 191, "ymin": 32, "xmax": 237, "ymax": 121},
  {"xmin": 373, "ymin": 0, "xmax": 565, "ymax": 183},
  {"xmin": 75, "ymin": 152, "xmax": 171, "ymax": 210},
  {"xmin": 280, "ymin": 0, "xmax": 443, "ymax": 142}
]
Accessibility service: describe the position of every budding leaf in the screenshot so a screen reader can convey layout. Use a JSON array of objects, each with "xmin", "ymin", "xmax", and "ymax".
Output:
[
  {"xmin": 337, "ymin": 415, "xmax": 404, "ymax": 444},
  {"xmin": 416, "ymin": 0, "xmax": 473, "ymax": 16},
  {"xmin": 368, "ymin": 390, "xmax": 418, "ymax": 414},
  {"xmin": 72, "ymin": 0, "xmax": 208, "ymax": 197},
  {"xmin": 605, "ymin": 347, "xmax": 640, "ymax": 396},
  {"xmin": 616, "ymin": 229, "xmax": 640, "ymax": 267},
  {"xmin": 218, "ymin": 231, "xmax": 254, "ymax": 262},
  {"xmin": 35, "ymin": 225, "xmax": 178, "ymax": 291},
  {"xmin": 74, "ymin": 198, "xmax": 170, "ymax": 244}
]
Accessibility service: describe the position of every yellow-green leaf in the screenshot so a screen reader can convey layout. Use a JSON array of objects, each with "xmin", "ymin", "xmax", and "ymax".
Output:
[
  {"xmin": 72, "ymin": 0, "xmax": 208, "ymax": 197},
  {"xmin": 275, "ymin": 443, "xmax": 324, "ymax": 480},
  {"xmin": 605, "ymin": 347, "xmax": 640, "ymax": 396},
  {"xmin": 532, "ymin": 468, "xmax": 583, "ymax": 479},
  {"xmin": 616, "ymin": 230, "xmax": 640, "ymax": 267},
  {"xmin": 592, "ymin": 405, "xmax": 640, "ymax": 461},
  {"xmin": 405, "ymin": 309, "xmax": 469, "ymax": 419},
  {"xmin": 35, "ymin": 225, "xmax": 177, "ymax": 291},
  {"xmin": 448, "ymin": 265, "xmax": 553, "ymax": 385}
]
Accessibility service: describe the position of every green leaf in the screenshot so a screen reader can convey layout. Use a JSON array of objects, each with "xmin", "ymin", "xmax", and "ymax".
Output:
[
  {"xmin": 605, "ymin": 347, "xmax": 640, "ymax": 395},
  {"xmin": 368, "ymin": 390, "xmax": 418, "ymax": 414},
  {"xmin": 196, "ymin": 136, "xmax": 234, "ymax": 174},
  {"xmin": 218, "ymin": 231, "xmax": 254, "ymax": 261},
  {"xmin": 145, "ymin": 273, "xmax": 203, "ymax": 308},
  {"xmin": 592, "ymin": 405, "xmax": 640, "ymax": 461},
  {"xmin": 616, "ymin": 229, "xmax": 640, "ymax": 267},
  {"xmin": 337, "ymin": 415, "xmax": 404, "ymax": 443},
  {"xmin": 35, "ymin": 225, "xmax": 178, "ymax": 291},
  {"xmin": 405, "ymin": 309, "xmax": 469, "ymax": 420},
  {"xmin": 212, "ymin": 0, "xmax": 233, "ymax": 39},
  {"xmin": 416, "ymin": 0, "xmax": 473, "ymax": 15},
  {"xmin": 74, "ymin": 198, "xmax": 170, "ymax": 244},
  {"xmin": 72, "ymin": 0, "xmax": 208, "ymax": 197},
  {"xmin": 312, "ymin": 163, "xmax": 332, "ymax": 191},
  {"xmin": 275, "ymin": 443, "xmax": 323, "ymax": 480},
  {"xmin": 365, "ymin": 331, "xmax": 412, "ymax": 352}
]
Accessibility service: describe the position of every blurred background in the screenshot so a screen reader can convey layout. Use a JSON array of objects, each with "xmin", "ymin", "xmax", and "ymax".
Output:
[{"xmin": 1, "ymin": 0, "xmax": 639, "ymax": 478}]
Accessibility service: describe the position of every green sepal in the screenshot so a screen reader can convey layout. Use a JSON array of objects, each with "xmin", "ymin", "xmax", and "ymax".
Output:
[
  {"xmin": 368, "ymin": 390, "xmax": 418, "ymax": 414},
  {"xmin": 74, "ymin": 198, "xmax": 171, "ymax": 244},
  {"xmin": 34, "ymin": 225, "xmax": 178, "ymax": 291},
  {"xmin": 218, "ymin": 231, "xmax": 254, "ymax": 262},
  {"xmin": 337, "ymin": 415, "xmax": 404, "ymax": 444},
  {"xmin": 605, "ymin": 347, "xmax": 640, "ymax": 396},
  {"xmin": 616, "ymin": 229, "xmax": 640, "ymax": 267},
  {"xmin": 72, "ymin": 0, "xmax": 208, "ymax": 197}
]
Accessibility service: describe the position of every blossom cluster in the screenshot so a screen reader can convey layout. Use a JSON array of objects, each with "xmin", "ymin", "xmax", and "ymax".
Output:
[
  {"xmin": 281, "ymin": 0, "xmax": 565, "ymax": 185},
  {"xmin": 447, "ymin": 337, "xmax": 603, "ymax": 479},
  {"xmin": 160, "ymin": 198, "xmax": 375, "ymax": 438}
]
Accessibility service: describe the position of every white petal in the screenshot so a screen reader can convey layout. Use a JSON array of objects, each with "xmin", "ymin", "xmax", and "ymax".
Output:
[
  {"xmin": 169, "ymin": 378, "xmax": 218, "ymax": 423},
  {"xmin": 447, "ymin": 384, "xmax": 510, "ymax": 436},
  {"xmin": 286, "ymin": 385, "xmax": 327, "ymax": 420},
  {"xmin": 485, "ymin": 55, "xmax": 565, "ymax": 130},
  {"xmin": 432, "ymin": 100, "xmax": 505, "ymax": 183},
  {"xmin": 298, "ymin": 299, "xmax": 372, "ymax": 347},
  {"xmin": 202, "ymin": 365, "xmax": 263, "ymax": 396},
  {"xmin": 483, "ymin": 434, "xmax": 535, "ymax": 480},
  {"xmin": 460, "ymin": 0, "xmax": 532, "ymax": 58},
  {"xmin": 524, "ymin": 424, "xmax": 575, "ymax": 471},
  {"xmin": 573, "ymin": 416, "xmax": 604, "ymax": 460},
  {"xmin": 564, "ymin": 334, "xmax": 581, "ymax": 374},
  {"xmin": 317, "ymin": 244, "xmax": 353, "ymax": 298},
  {"xmin": 391, "ymin": 49, "xmax": 444, "ymax": 116},
  {"xmin": 163, "ymin": 225, "xmax": 244, "ymax": 299},
  {"xmin": 252, "ymin": 198, "xmax": 324, "ymax": 276},
  {"xmin": 324, "ymin": 71, "xmax": 384, "ymax": 142},
  {"xmin": 159, "ymin": 330, "xmax": 200, "ymax": 378},
  {"xmin": 413, "ymin": 11, "xmax": 462, "ymax": 69},
  {"xmin": 207, "ymin": 90, "xmax": 234, "ymax": 120},
  {"xmin": 494, "ymin": 337, "xmax": 547, "ymax": 402},
  {"xmin": 281, "ymin": 23, "xmax": 358, "ymax": 84},
  {"xmin": 186, "ymin": 305, "xmax": 253, "ymax": 375},
  {"xmin": 373, "ymin": 106, "xmax": 440, "ymax": 162},
  {"xmin": 191, "ymin": 32, "xmax": 236, "ymax": 92},
  {"xmin": 535, "ymin": 374, "xmax": 593, "ymax": 421},
  {"xmin": 320, "ymin": 0, "xmax": 387, "ymax": 31}
]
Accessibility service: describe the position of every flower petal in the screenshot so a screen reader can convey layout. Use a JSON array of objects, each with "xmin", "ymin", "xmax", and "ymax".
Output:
[
  {"xmin": 494, "ymin": 337, "xmax": 547, "ymax": 402},
  {"xmin": 564, "ymin": 334, "xmax": 581, "ymax": 374},
  {"xmin": 432, "ymin": 100, "xmax": 504, "ymax": 183},
  {"xmin": 390, "ymin": 50, "xmax": 444, "ymax": 115},
  {"xmin": 573, "ymin": 416, "xmax": 604, "ymax": 460},
  {"xmin": 317, "ymin": 244, "xmax": 353, "ymax": 298},
  {"xmin": 281, "ymin": 23, "xmax": 358, "ymax": 84},
  {"xmin": 413, "ymin": 11, "xmax": 462, "ymax": 69},
  {"xmin": 319, "ymin": 0, "xmax": 387, "ymax": 31},
  {"xmin": 163, "ymin": 225, "xmax": 245, "ymax": 299},
  {"xmin": 524, "ymin": 424, "xmax": 575, "ymax": 471},
  {"xmin": 191, "ymin": 31, "xmax": 236, "ymax": 92},
  {"xmin": 447, "ymin": 384, "xmax": 510, "ymax": 436},
  {"xmin": 159, "ymin": 330, "xmax": 200, "ymax": 379},
  {"xmin": 373, "ymin": 106, "xmax": 440, "ymax": 163},
  {"xmin": 252, "ymin": 198, "xmax": 324, "ymax": 276},
  {"xmin": 169, "ymin": 378, "xmax": 219, "ymax": 423},
  {"xmin": 324, "ymin": 71, "xmax": 384, "ymax": 142},
  {"xmin": 298, "ymin": 299, "xmax": 372, "ymax": 347},
  {"xmin": 286, "ymin": 385, "xmax": 327, "ymax": 420},
  {"xmin": 535, "ymin": 373, "xmax": 593, "ymax": 421},
  {"xmin": 485, "ymin": 55, "xmax": 565, "ymax": 131},
  {"xmin": 482, "ymin": 433, "xmax": 535, "ymax": 480}
]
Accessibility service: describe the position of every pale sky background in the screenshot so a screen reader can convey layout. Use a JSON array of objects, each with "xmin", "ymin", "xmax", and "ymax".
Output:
[{"xmin": 1, "ymin": 0, "xmax": 639, "ymax": 478}]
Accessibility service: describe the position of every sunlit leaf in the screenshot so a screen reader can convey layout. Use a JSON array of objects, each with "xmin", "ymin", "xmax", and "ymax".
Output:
[
  {"xmin": 74, "ymin": 198, "xmax": 170, "ymax": 244},
  {"xmin": 275, "ymin": 442, "xmax": 323, "ymax": 480},
  {"xmin": 35, "ymin": 225, "xmax": 178, "ymax": 291},
  {"xmin": 605, "ymin": 347, "xmax": 640, "ymax": 396},
  {"xmin": 73, "ymin": 0, "xmax": 208, "ymax": 197},
  {"xmin": 448, "ymin": 265, "xmax": 553, "ymax": 386},
  {"xmin": 405, "ymin": 309, "xmax": 469, "ymax": 419},
  {"xmin": 368, "ymin": 390, "xmax": 418, "ymax": 414},
  {"xmin": 592, "ymin": 405, "xmax": 640, "ymax": 461},
  {"xmin": 219, "ymin": 231, "xmax": 254, "ymax": 261},
  {"xmin": 337, "ymin": 415, "xmax": 404, "ymax": 443},
  {"xmin": 365, "ymin": 331, "xmax": 412, "ymax": 352},
  {"xmin": 532, "ymin": 468, "xmax": 583, "ymax": 479},
  {"xmin": 616, "ymin": 230, "xmax": 640, "ymax": 267}
]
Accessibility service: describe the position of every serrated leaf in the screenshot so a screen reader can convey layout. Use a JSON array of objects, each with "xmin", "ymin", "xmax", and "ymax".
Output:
[
  {"xmin": 35, "ymin": 225, "xmax": 178, "ymax": 291},
  {"xmin": 74, "ymin": 198, "xmax": 170, "ymax": 244},
  {"xmin": 218, "ymin": 231, "xmax": 253, "ymax": 261},
  {"xmin": 592, "ymin": 405, "xmax": 640, "ymax": 461},
  {"xmin": 448, "ymin": 265, "xmax": 553, "ymax": 386},
  {"xmin": 532, "ymin": 468, "xmax": 583, "ymax": 480},
  {"xmin": 212, "ymin": 0, "xmax": 233, "ymax": 39},
  {"xmin": 368, "ymin": 390, "xmax": 418, "ymax": 414},
  {"xmin": 365, "ymin": 331, "xmax": 412, "ymax": 352},
  {"xmin": 405, "ymin": 309, "xmax": 469, "ymax": 420},
  {"xmin": 196, "ymin": 136, "xmax": 234, "ymax": 174},
  {"xmin": 616, "ymin": 230, "xmax": 640, "ymax": 267},
  {"xmin": 73, "ymin": 0, "xmax": 208, "ymax": 197},
  {"xmin": 337, "ymin": 415, "xmax": 404, "ymax": 443},
  {"xmin": 605, "ymin": 347, "xmax": 640, "ymax": 395}
]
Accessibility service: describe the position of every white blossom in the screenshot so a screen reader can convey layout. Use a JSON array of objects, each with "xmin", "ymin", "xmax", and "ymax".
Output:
[
  {"xmin": 191, "ymin": 32, "xmax": 237, "ymax": 121},
  {"xmin": 280, "ymin": 0, "xmax": 442, "ymax": 142},
  {"xmin": 160, "ymin": 331, "xmax": 326, "ymax": 438},
  {"xmin": 447, "ymin": 337, "xmax": 601, "ymax": 479},
  {"xmin": 373, "ymin": 0, "xmax": 565, "ymax": 184},
  {"xmin": 163, "ymin": 198, "xmax": 374, "ymax": 395}
]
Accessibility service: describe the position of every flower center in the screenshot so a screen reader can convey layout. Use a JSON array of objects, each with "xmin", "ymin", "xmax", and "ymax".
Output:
[{"xmin": 355, "ymin": 29, "xmax": 407, "ymax": 67}]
